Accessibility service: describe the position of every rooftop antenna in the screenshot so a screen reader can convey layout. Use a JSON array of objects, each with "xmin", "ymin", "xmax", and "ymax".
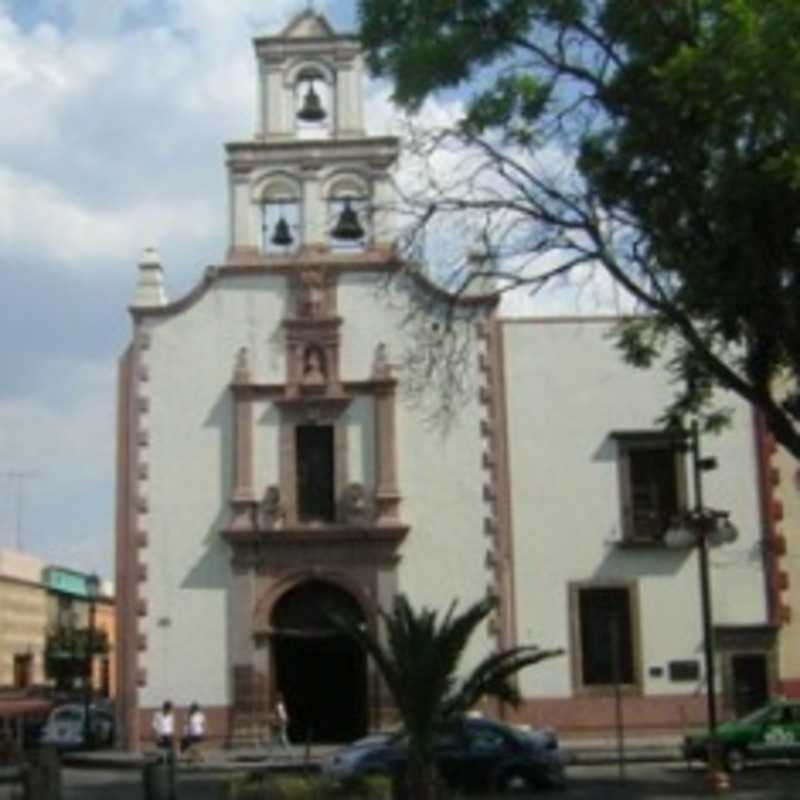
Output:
[{"xmin": 1, "ymin": 470, "xmax": 42, "ymax": 551}]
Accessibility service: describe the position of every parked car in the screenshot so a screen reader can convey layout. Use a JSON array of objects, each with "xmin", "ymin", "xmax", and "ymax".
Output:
[
  {"xmin": 39, "ymin": 703, "xmax": 114, "ymax": 750},
  {"xmin": 323, "ymin": 715, "xmax": 566, "ymax": 793},
  {"xmin": 683, "ymin": 699, "xmax": 800, "ymax": 772}
]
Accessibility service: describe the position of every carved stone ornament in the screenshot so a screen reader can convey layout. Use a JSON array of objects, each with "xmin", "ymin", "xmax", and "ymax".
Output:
[
  {"xmin": 257, "ymin": 485, "xmax": 286, "ymax": 529},
  {"xmin": 298, "ymin": 269, "xmax": 325, "ymax": 318},
  {"xmin": 338, "ymin": 483, "xmax": 373, "ymax": 526},
  {"xmin": 233, "ymin": 346, "xmax": 251, "ymax": 383},
  {"xmin": 372, "ymin": 341, "xmax": 391, "ymax": 379}
]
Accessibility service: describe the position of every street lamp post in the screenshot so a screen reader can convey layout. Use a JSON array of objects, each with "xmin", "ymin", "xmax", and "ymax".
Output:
[
  {"xmin": 665, "ymin": 419, "xmax": 737, "ymax": 787},
  {"xmin": 83, "ymin": 573, "xmax": 100, "ymax": 749}
]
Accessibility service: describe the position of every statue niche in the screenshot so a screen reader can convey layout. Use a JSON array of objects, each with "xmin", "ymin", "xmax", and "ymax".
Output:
[{"xmin": 302, "ymin": 344, "xmax": 326, "ymax": 386}]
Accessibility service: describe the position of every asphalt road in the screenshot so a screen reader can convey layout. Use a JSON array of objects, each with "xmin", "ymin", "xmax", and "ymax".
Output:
[{"xmin": 3, "ymin": 762, "xmax": 800, "ymax": 799}]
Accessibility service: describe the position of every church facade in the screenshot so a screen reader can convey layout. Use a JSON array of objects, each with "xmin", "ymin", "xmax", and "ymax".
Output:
[{"xmin": 115, "ymin": 11, "xmax": 776, "ymax": 750}]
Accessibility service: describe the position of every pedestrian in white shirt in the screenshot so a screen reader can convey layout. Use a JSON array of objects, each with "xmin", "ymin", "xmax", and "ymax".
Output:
[
  {"xmin": 180, "ymin": 702, "xmax": 206, "ymax": 758},
  {"xmin": 152, "ymin": 700, "xmax": 174, "ymax": 752}
]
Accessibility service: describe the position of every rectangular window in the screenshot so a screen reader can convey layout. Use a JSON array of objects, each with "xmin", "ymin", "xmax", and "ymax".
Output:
[
  {"xmin": 571, "ymin": 583, "xmax": 639, "ymax": 692},
  {"xmin": 13, "ymin": 654, "xmax": 32, "ymax": 689},
  {"xmin": 296, "ymin": 424, "xmax": 335, "ymax": 522},
  {"xmin": 615, "ymin": 432, "xmax": 685, "ymax": 544}
]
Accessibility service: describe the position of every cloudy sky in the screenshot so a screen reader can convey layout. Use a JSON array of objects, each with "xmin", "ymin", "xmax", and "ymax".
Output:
[
  {"xmin": 0, "ymin": 0, "xmax": 624, "ymax": 580},
  {"xmin": 0, "ymin": 0, "xmax": 362, "ymax": 576}
]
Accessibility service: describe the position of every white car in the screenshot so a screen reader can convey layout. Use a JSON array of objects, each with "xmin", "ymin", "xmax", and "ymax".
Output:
[{"xmin": 39, "ymin": 703, "xmax": 114, "ymax": 750}]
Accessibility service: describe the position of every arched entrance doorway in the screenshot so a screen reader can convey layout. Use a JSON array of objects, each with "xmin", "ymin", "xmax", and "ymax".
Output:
[{"xmin": 271, "ymin": 579, "xmax": 368, "ymax": 743}]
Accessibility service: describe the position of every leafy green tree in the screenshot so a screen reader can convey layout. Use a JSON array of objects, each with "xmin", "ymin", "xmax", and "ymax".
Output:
[
  {"xmin": 333, "ymin": 594, "xmax": 562, "ymax": 800},
  {"xmin": 358, "ymin": 0, "xmax": 800, "ymax": 456}
]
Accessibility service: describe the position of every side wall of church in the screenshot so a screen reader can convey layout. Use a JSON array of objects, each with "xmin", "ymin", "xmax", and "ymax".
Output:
[{"xmin": 502, "ymin": 319, "xmax": 768, "ymax": 731}]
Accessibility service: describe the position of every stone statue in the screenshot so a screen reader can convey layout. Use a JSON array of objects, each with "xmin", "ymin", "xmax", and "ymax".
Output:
[
  {"xmin": 258, "ymin": 485, "xmax": 285, "ymax": 529},
  {"xmin": 339, "ymin": 483, "xmax": 372, "ymax": 525},
  {"xmin": 302, "ymin": 345, "xmax": 325, "ymax": 384},
  {"xmin": 372, "ymin": 341, "xmax": 391, "ymax": 378},
  {"xmin": 298, "ymin": 269, "xmax": 325, "ymax": 318}
]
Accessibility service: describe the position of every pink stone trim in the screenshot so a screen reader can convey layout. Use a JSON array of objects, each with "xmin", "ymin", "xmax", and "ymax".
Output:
[
  {"xmin": 509, "ymin": 693, "xmax": 708, "ymax": 736},
  {"xmin": 137, "ymin": 633, "xmax": 147, "ymax": 651},
  {"xmin": 135, "ymin": 531, "xmax": 148, "ymax": 548},
  {"xmin": 230, "ymin": 349, "xmax": 256, "ymax": 514},
  {"xmin": 136, "ymin": 598, "xmax": 147, "ymax": 617},
  {"xmin": 481, "ymin": 316, "xmax": 518, "ymax": 652},
  {"xmin": 137, "ymin": 563, "xmax": 148, "ymax": 582},
  {"xmin": 137, "ymin": 430, "xmax": 149, "ymax": 447},
  {"xmin": 252, "ymin": 569, "xmax": 375, "ymax": 633},
  {"xmin": 137, "ymin": 668, "xmax": 147, "ymax": 687},
  {"xmin": 753, "ymin": 410, "xmax": 786, "ymax": 629},
  {"xmin": 115, "ymin": 343, "xmax": 143, "ymax": 751}
]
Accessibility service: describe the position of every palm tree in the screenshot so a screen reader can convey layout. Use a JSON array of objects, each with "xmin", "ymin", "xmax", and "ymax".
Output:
[{"xmin": 332, "ymin": 594, "xmax": 563, "ymax": 800}]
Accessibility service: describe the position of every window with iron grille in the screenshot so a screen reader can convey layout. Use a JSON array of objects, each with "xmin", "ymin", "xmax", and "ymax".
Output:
[{"xmin": 614, "ymin": 431, "xmax": 686, "ymax": 544}]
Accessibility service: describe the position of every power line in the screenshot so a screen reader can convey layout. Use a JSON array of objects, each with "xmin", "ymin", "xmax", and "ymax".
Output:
[{"xmin": 0, "ymin": 471, "xmax": 42, "ymax": 551}]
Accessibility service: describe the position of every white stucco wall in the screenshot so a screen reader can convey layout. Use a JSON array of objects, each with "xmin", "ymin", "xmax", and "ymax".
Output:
[
  {"xmin": 502, "ymin": 319, "xmax": 767, "ymax": 700},
  {"xmin": 139, "ymin": 273, "xmax": 286, "ymax": 708},
  {"xmin": 337, "ymin": 275, "xmax": 493, "ymax": 669}
]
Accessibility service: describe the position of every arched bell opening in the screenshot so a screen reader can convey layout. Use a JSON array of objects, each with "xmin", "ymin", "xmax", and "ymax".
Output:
[
  {"xmin": 270, "ymin": 579, "xmax": 368, "ymax": 743},
  {"xmin": 294, "ymin": 67, "xmax": 332, "ymax": 139},
  {"xmin": 262, "ymin": 197, "xmax": 300, "ymax": 255},
  {"xmin": 328, "ymin": 194, "xmax": 369, "ymax": 251}
]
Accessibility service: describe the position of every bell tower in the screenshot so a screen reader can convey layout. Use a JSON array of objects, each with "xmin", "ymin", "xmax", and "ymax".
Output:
[{"xmin": 225, "ymin": 9, "xmax": 399, "ymax": 264}]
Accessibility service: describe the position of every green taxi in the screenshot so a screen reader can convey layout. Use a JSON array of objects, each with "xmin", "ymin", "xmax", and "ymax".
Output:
[{"xmin": 684, "ymin": 699, "xmax": 800, "ymax": 772}]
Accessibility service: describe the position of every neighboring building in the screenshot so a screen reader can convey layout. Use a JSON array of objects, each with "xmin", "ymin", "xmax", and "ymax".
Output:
[
  {"xmin": 42, "ymin": 567, "xmax": 115, "ymax": 699},
  {"xmin": 115, "ymin": 10, "xmax": 774, "ymax": 750},
  {"xmin": 0, "ymin": 550, "xmax": 47, "ymax": 690}
]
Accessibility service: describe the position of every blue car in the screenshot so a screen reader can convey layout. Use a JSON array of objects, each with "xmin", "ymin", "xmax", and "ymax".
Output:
[{"xmin": 323, "ymin": 715, "xmax": 566, "ymax": 793}]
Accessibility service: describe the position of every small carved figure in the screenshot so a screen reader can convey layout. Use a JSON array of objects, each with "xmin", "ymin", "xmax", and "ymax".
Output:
[
  {"xmin": 298, "ymin": 269, "xmax": 325, "ymax": 318},
  {"xmin": 372, "ymin": 341, "xmax": 391, "ymax": 378},
  {"xmin": 233, "ymin": 346, "xmax": 250, "ymax": 382},
  {"xmin": 259, "ymin": 485, "xmax": 285, "ymax": 529},
  {"xmin": 339, "ymin": 483, "xmax": 371, "ymax": 525},
  {"xmin": 302, "ymin": 345, "xmax": 325, "ymax": 384}
]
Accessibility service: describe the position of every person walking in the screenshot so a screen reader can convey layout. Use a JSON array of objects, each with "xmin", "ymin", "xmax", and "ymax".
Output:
[
  {"xmin": 180, "ymin": 702, "xmax": 206, "ymax": 761},
  {"xmin": 273, "ymin": 693, "xmax": 290, "ymax": 748},
  {"xmin": 152, "ymin": 700, "xmax": 175, "ymax": 754}
]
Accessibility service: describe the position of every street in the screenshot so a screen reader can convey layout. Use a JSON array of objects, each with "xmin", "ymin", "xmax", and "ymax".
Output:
[{"xmin": 2, "ymin": 762, "xmax": 800, "ymax": 799}]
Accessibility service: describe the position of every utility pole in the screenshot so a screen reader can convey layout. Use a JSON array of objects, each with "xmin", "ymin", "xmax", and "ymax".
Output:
[{"xmin": 0, "ymin": 471, "xmax": 42, "ymax": 551}]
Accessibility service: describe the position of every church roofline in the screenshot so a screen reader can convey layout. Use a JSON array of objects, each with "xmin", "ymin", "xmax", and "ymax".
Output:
[
  {"xmin": 253, "ymin": 9, "xmax": 353, "ymax": 46},
  {"xmin": 128, "ymin": 252, "xmax": 496, "ymax": 324}
]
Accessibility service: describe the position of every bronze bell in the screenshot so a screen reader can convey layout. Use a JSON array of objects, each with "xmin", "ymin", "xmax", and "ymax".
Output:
[
  {"xmin": 271, "ymin": 216, "xmax": 293, "ymax": 247},
  {"xmin": 297, "ymin": 81, "xmax": 326, "ymax": 123},
  {"xmin": 330, "ymin": 199, "xmax": 365, "ymax": 241}
]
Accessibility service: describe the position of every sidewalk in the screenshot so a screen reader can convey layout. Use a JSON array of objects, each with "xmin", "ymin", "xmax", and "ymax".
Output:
[
  {"xmin": 563, "ymin": 734, "xmax": 685, "ymax": 765},
  {"xmin": 60, "ymin": 734, "xmax": 687, "ymax": 772}
]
